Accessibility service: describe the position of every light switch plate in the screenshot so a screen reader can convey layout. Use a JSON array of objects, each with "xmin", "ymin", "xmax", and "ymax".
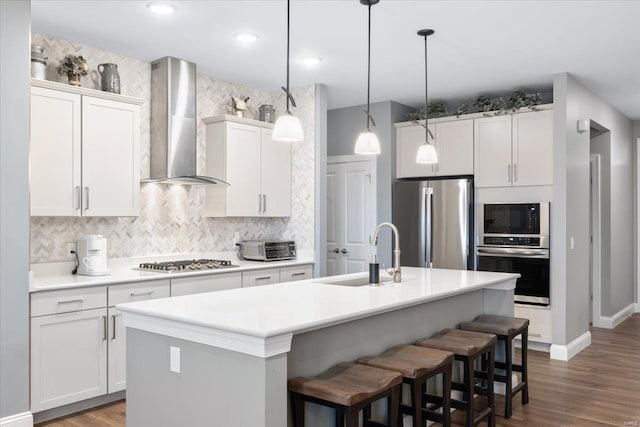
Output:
[{"xmin": 170, "ymin": 346, "xmax": 180, "ymax": 373}]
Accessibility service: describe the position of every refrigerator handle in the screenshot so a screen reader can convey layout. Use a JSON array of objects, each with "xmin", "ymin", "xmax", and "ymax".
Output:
[{"xmin": 425, "ymin": 187, "xmax": 433, "ymax": 268}]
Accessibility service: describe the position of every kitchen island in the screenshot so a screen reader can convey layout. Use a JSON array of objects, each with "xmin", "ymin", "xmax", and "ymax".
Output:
[{"xmin": 117, "ymin": 267, "xmax": 518, "ymax": 427}]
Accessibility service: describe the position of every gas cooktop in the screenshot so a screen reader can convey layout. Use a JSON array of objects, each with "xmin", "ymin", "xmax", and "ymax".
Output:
[{"xmin": 135, "ymin": 259, "xmax": 239, "ymax": 273}]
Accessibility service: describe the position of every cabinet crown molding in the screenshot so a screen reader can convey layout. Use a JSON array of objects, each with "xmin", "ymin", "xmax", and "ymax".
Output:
[
  {"xmin": 202, "ymin": 114, "xmax": 274, "ymax": 129},
  {"xmin": 30, "ymin": 78, "xmax": 145, "ymax": 105}
]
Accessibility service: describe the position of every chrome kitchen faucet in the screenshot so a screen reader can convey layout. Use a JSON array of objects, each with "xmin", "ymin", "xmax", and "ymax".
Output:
[{"xmin": 371, "ymin": 222, "xmax": 402, "ymax": 284}]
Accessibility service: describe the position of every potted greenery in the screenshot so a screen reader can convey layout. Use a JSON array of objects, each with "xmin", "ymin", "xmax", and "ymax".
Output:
[{"xmin": 56, "ymin": 55, "xmax": 88, "ymax": 86}]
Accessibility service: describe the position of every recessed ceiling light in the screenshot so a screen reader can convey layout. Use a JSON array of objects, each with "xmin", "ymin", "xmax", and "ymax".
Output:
[
  {"xmin": 146, "ymin": 2, "xmax": 177, "ymax": 15},
  {"xmin": 234, "ymin": 33, "xmax": 260, "ymax": 43},
  {"xmin": 299, "ymin": 57, "xmax": 322, "ymax": 67}
]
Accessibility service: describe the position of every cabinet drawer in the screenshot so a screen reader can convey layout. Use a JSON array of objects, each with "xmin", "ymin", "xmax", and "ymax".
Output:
[
  {"xmin": 279, "ymin": 265, "xmax": 313, "ymax": 283},
  {"xmin": 514, "ymin": 304, "xmax": 552, "ymax": 344},
  {"xmin": 242, "ymin": 268, "xmax": 279, "ymax": 288},
  {"xmin": 31, "ymin": 286, "xmax": 107, "ymax": 317},
  {"xmin": 108, "ymin": 279, "xmax": 170, "ymax": 307},
  {"xmin": 171, "ymin": 272, "xmax": 241, "ymax": 297}
]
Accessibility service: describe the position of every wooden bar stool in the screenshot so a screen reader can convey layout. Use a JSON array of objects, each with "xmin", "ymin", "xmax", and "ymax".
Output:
[
  {"xmin": 459, "ymin": 314, "xmax": 529, "ymax": 418},
  {"xmin": 358, "ymin": 344, "xmax": 454, "ymax": 427},
  {"xmin": 288, "ymin": 362, "xmax": 402, "ymax": 427},
  {"xmin": 416, "ymin": 329, "xmax": 497, "ymax": 427}
]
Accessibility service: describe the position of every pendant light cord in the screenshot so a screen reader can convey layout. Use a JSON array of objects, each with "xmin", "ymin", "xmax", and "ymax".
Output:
[
  {"xmin": 366, "ymin": 1, "xmax": 372, "ymax": 131},
  {"xmin": 424, "ymin": 33, "xmax": 428, "ymax": 142},
  {"xmin": 286, "ymin": 0, "xmax": 291, "ymax": 113}
]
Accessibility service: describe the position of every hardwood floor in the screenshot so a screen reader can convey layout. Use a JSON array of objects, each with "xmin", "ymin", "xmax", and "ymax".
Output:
[{"xmin": 37, "ymin": 314, "xmax": 640, "ymax": 427}]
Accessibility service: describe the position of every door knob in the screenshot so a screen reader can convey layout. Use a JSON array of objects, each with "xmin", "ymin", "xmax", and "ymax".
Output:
[
  {"xmin": 331, "ymin": 248, "xmax": 340, "ymax": 254},
  {"xmin": 340, "ymin": 248, "xmax": 349, "ymax": 254}
]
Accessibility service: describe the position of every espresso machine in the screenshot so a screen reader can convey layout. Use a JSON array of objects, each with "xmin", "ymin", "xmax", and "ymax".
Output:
[{"xmin": 76, "ymin": 235, "xmax": 110, "ymax": 276}]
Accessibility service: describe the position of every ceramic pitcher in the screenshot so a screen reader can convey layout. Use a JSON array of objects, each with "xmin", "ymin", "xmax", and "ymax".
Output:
[{"xmin": 98, "ymin": 63, "xmax": 121, "ymax": 94}]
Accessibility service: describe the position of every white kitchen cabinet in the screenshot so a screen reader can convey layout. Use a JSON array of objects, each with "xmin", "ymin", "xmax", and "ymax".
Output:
[
  {"xmin": 514, "ymin": 303, "xmax": 552, "ymax": 344},
  {"xmin": 203, "ymin": 115, "xmax": 292, "ymax": 217},
  {"xmin": 29, "ymin": 80, "xmax": 143, "ymax": 217},
  {"xmin": 242, "ymin": 268, "xmax": 280, "ymax": 288},
  {"xmin": 170, "ymin": 272, "xmax": 242, "ymax": 297},
  {"xmin": 474, "ymin": 108, "xmax": 553, "ymax": 188},
  {"xmin": 279, "ymin": 264, "xmax": 313, "ymax": 282},
  {"xmin": 396, "ymin": 119, "xmax": 473, "ymax": 178},
  {"xmin": 107, "ymin": 280, "xmax": 170, "ymax": 393},
  {"xmin": 31, "ymin": 307, "xmax": 107, "ymax": 412}
]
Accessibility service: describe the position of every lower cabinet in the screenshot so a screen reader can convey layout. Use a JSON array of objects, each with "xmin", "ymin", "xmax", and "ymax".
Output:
[
  {"xmin": 514, "ymin": 303, "xmax": 552, "ymax": 344},
  {"xmin": 30, "ymin": 280, "xmax": 169, "ymax": 412},
  {"xmin": 170, "ymin": 272, "xmax": 242, "ymax": 297},
  {"xmin": 242, "ymin": 268, "xmax": 280, "ymax": 287},
  {"xmin": 279, "ymin": 265, "xmax": 313, "ymax": 282}
]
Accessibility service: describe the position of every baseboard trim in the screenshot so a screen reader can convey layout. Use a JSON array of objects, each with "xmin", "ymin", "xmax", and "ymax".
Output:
[
  {"xmin": 549, "ymin": 331, "xmax": 591, "ymax": 361},
  {"xmin": 599, "ymin": 303, "xmax": 635, "ymax": 329},
  {"xmin": 634, "ymin": 302, "xmax": 640, "ymax": 313},
  {"xmin": 0, "ymin": 412, "xmax": 33, "ymax": 427}
]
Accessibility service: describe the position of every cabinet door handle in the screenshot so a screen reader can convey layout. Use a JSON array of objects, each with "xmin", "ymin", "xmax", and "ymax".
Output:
[
  {"xmin": 513, "ymin": 164, "xmax": 518, "ymax": 182},
  {"xmin": 262, "ymin": 194, "xmax": 266, "ymax": 213},
  {"xmin": 256, "ymin": 276, "xmax": 272, "ymax": 281},
  {"xmin": 84, "ymin": 186, "xmax": 90, "ymax": 211},
  {"xmin": 130, "ymin": 290, "xmax": 154, "ymax": 297},
  {"xmin": 102, "ymin": 315, "xmax": 107, "ymax": 341},
  {"xmin": 75, "ymin": 186, "xmax": 81, "ymax": 210},
  {"xmin": 258, "ymin": 194, "xmax": 262, "ymax": 213},
  {"xmin": 57, "ymin": 298, "xmax": 85, "ymax": 304},
  {"xmin": 507, "ymin": 165, "xmax": 512, "ymax": 183},
  {"xmin": 111, "ymin": 314, "xmax": 117, "ymax": 340},
  {"xmin": 291, "ymin": 272, "xmax": 306, "ymax": 277}
]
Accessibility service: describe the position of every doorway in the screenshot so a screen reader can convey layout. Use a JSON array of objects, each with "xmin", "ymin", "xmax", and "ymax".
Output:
[
  {"xmin": 326, "ymin": 155, "xmax": 377, "ymax": 276},
  {"xmin": 590, "ymin": 154, "xmax": 602, "ymax": 325}
]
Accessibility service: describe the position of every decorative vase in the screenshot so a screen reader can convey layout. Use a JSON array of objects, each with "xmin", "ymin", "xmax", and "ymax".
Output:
[
  {"xmin": 97, "ymin": 63, "xmax": 120, "ymax": 94},
  {"xmin": 67, "ymin": 73, "xmax": 81, "ymax": 86},
  {"xmin": 30, "ymin": 44, "xmax": 47, "ymax": 80}
]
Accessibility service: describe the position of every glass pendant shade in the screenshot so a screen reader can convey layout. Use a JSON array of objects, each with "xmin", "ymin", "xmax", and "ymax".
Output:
[
  {"xmin": 354, "ymin": 130, "xmax": 381, "ymax": 155},
  {"xmin": 416, "ymin": 143, "xmax": 438, "ymax": 164},
  {"xmin": 273, "ymin": 113, "xmax": 304, "ymax": 142}
]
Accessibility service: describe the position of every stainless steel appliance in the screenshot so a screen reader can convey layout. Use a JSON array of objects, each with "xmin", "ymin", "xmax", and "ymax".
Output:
[
  {"xmin": 477, "ymin": 202, "xmax": 550, "ymax": 305},
  {"xmin": 143, "ymin": 56, "xmax": 227, "ymax": 185},
  {"xmin": 135, "ymin": 259, "xmax": 238, "ymax": 273},
  {"xmin": 76, "ymin": 235, "xmax": 110, "ymax": 276},
  {"xmin": 392, "ymin": 178, "xmax": 473, "ymax": 270},
  {"xmin": 238, "ymin": 240, "xmax": 296, "ymax": 261}
]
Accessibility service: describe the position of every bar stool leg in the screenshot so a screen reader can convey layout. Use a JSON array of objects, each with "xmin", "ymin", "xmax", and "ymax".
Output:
[
  {"xmin": 521, "ymin": 328, "xmax": 529, "ymax": 405},
  {"xmin": 411, "ymin": 379, "xmax": 423, "ymax": 427},
  {"xmin": 442, "ymin": 364, "xmax": 452, "ymax": 427},
  {"xmin": 390, "ymin": 385, "xmax": 400, "ymax": 427},
  {"xmin": 291, "ymin": 393, "xmax": 305, "ymax": 427},
  {"xmin": 363, "ymin": 405, "xmax": 371, "ymax": 425},
  {"xmin": 345, "ymin": 407, "xmax": 359, "ymax": 427},
  {"xmin": 487, "ymin": 345, "xmax": 496, "ymax": 427},
  {"xmin": 504, "ymin": 337, "xmax": 513, "ymax": 418},
  {"xmin": 464, "ymin": 356, "xmax": 474, "ymax": 427},
  {"xmin": 336, "ymin": 407, "xmax": 345, "ymax": 427}
]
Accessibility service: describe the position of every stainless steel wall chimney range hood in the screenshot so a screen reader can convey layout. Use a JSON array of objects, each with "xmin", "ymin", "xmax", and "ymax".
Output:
[{"xmin": 143, "ymin": 56, "xmax": 228, "ymax": 185}]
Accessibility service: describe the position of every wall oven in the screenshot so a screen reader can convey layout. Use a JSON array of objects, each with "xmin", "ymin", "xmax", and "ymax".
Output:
[{"xmin": 477, "ymin": 202, "xmax": 550, "ymax": 306}]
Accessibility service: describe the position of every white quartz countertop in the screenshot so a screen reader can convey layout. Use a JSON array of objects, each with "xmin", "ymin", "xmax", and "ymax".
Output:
[
  {"xmin": 117, "ymin": 267, "xmax": 518, "ymax": 342},
  {"xmin": 30, "ymin": 256, "xmax": 314, "ymax": 292}
]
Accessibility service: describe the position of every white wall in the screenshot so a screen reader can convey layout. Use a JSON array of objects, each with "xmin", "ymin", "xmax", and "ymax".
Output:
[
  {"xmin": 634, "ymin": 120, "xmax": 640, "ymax": 306},
  {"xmin": 0, "ymin": 0, "xmax": 31, "ymax": 420},
  {"xmin": 553, "ymin": 73, "xmax": 634, "ymax": 347}
]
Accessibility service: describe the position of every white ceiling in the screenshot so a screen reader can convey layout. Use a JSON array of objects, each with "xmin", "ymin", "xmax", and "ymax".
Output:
[{"xmin": 32, "ymin": 0, "xmax": 640, "ymax": 119}]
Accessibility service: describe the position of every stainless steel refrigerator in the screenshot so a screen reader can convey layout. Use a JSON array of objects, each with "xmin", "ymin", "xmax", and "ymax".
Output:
[{"xmin": 392, "ymin": 178, "xmax": 473, "ymax": 270}]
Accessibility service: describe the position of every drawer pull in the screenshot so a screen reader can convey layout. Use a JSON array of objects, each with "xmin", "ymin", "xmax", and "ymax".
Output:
[
  {"xmin": 291, "ymin": 272, "xmax": 306, "ymax": 277},
  {"xmin": 102, "ymin": 316, "xmax": 107, "ymax": 341},
  {"xmin": 57, "ymin": 298, "xmax": 85, "ymax": 304},
  {"xmin": 130, "ymin": 290, "xmax": 154, "ymax": 297},
  {"xmin": 256, "ymin": 276, "xmax": 272, "ymax": 281},
  {"xmin": 111, "ymin": 314, "xmax": 117, "ymax": 340},
  {"xmin": 529, "ymin": 333, "xmax": 542, "ymax": 337}
]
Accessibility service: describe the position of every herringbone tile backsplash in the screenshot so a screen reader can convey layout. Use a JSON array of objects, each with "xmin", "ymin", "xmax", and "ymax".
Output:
[{"xmin": 30, "ymin": 34, "xmax": 315, "ymax": 263}]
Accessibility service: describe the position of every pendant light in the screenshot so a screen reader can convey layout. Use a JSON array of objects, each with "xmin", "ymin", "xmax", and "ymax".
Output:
[
  {"xmin": 273, "ymin": 0, "xmax": 304, "ymax": 142},
  {"xmin": 354, "ymin": 0, "xmax": 381, "ymax": 155},
  {"xmin": 415, "ymin": 29, "xmax": 439, "ymax": 164}
]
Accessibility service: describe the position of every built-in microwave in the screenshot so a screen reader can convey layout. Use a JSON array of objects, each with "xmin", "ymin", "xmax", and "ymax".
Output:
[{"xmin": 477, "ymin": 202, "xmax": 550, "ymax": 305}]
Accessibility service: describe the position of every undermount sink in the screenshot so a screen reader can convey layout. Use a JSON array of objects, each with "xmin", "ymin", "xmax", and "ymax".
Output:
[{"xmin": 315, "ymin": 276, "xmax": 393, "ymax": 287}]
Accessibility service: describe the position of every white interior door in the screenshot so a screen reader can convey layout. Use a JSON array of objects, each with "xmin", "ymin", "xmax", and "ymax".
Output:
[{"xmin": 326, "ymin": 158, "xmax": 375, "ymax": 276}]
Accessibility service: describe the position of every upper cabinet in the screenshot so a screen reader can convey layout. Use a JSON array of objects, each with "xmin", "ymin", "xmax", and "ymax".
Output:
[
  {"xmin": 396, "ymin": 119, "xmax": 474, "ymax": 178},
  {"xmin": 203, "ymin": 115, "xmax": 292, "ymax": 217},
  {"xmin": 30, "ymin": 80, "xmax": 143, "ymax": 217}
]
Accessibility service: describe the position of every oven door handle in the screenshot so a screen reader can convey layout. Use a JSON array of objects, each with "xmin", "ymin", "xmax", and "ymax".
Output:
[{"xmin": 477, "ymin": 247, "xmax": 549, "ymax": 258}]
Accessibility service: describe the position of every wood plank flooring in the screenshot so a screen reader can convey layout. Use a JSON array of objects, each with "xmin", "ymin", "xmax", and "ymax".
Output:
[{"xmin": 37, "ymin": 314, "xmax": 640, "ymax": 427}]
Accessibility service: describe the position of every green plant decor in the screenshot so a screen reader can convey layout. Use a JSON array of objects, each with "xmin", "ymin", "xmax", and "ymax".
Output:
[
  {"xmin": 426, "ymin": 102, "xmax": 447, "ymax": 118},
  {"xmin": 407, "ymin": 109, "xmax": 425, "ymax": 122},
  {"xmin": 56, "ymin": 55, "xmax": 89, "ymax": 77}
]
